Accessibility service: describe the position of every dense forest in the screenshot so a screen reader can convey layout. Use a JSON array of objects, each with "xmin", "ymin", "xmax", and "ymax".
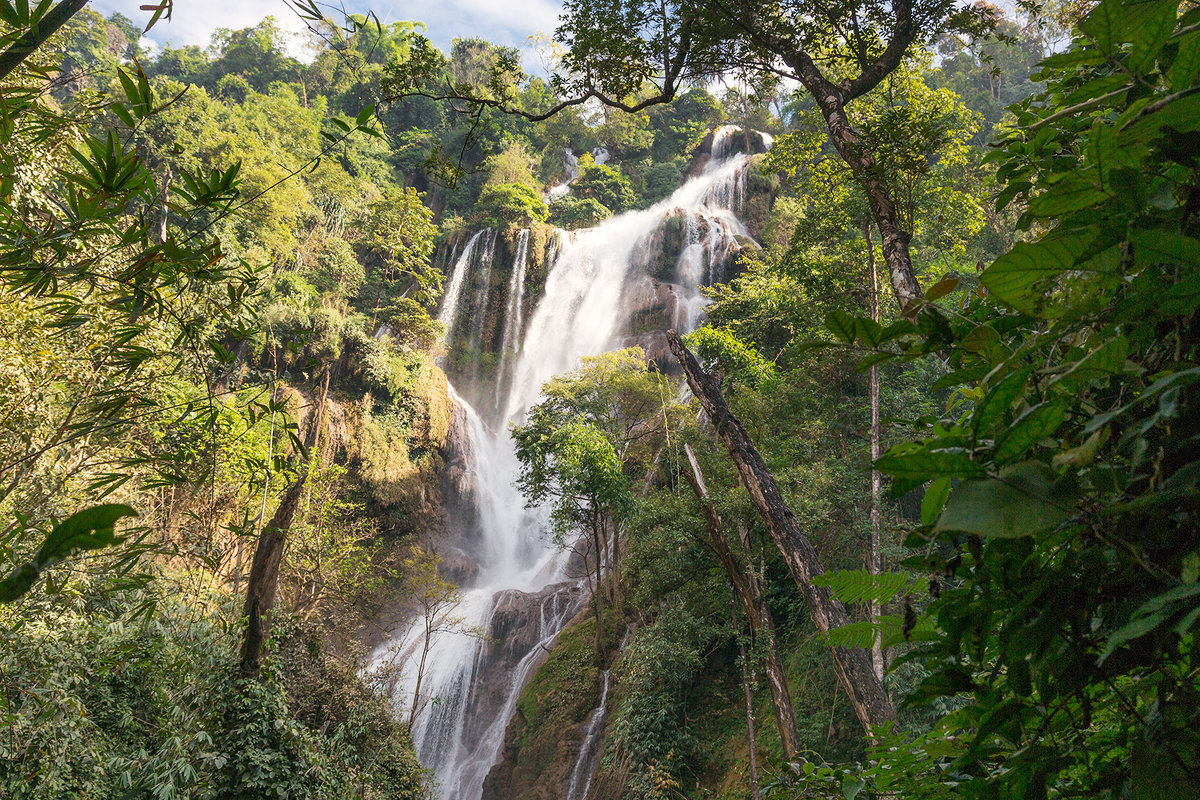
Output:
[{"xmin": 1, "ymin": 1, "xmax": 1197, "ymax": 799}]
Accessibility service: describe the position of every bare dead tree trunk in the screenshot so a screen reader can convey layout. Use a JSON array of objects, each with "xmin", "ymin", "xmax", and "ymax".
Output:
[
  {"xmin": 238, "ymin": 372, "xmax": 330, "ymax": 678},
  {"xmin": 866, "ymin": 222, "xmax": 885, "ymax": 684},
  {"xmin": 669, "ymin": 332, "xmax": 897, "ymax": 731},
  {"xmin": 682, "ymin": 443, "xmax": 801, "ymax": 758},
  {"xmin": 734, "ymin": 596, "xmax": 761, "ymax": 800}
]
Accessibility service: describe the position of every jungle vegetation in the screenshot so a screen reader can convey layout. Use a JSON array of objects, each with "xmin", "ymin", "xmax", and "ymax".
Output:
[{"xmin": 2, "ymin": 0, "xmax": 1198, "ymax": 799}]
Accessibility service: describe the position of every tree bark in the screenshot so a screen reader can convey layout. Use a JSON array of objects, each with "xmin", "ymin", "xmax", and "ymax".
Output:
[
  {"xmin": 867, "ymin": 222, "xmax": 885, "ymax": 683},
  {"xmin": 682, "ymin": 443, "xmax": 801, "ymax": 759},
  {"xmin": 669, "ymin": 331, "xmax": 897, "ymax": 731},
  {"xmin": 734, "ymin": 596, "xmax": 761, "ymax": 800},
  {"xmin": 238, "ymin": 372, "xmax": 329, "ymax": 678}
]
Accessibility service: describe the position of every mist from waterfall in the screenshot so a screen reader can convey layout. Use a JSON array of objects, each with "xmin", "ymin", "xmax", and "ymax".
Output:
[{"xmin": 371, "ymin": 126, "xmax": 768, "ymax": 800}]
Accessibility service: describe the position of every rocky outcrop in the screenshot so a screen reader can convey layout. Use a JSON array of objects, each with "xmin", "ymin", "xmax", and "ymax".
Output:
[{"xmin": 480, "ymin": 609, "xmax": 625, "ymax": 800}]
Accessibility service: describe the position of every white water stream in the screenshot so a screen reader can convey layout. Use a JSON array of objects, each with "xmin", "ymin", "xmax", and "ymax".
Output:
[{"xmin": 372, "ymin": 126, "xmax": 767, "ymax": 800}]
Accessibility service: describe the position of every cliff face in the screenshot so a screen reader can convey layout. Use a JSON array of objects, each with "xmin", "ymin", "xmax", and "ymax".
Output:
[{"xmin": 480, "ymin": 609, "xmax": 625, "ymax": 800}]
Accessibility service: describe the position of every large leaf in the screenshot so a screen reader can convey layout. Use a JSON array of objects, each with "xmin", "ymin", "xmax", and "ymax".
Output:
[
  {"xmin": 875, "ymin": 443, "xmax": 986, "ymax": 481},
  {"xmin": 981, "ymin": 235, "xmax": 1091, "ymax": 316},
  {"xmin": 825, "ymin": 310, "xmax": 856, "ymax": 344},
  {"xmin": 1123, "ymin": 0, "xmax": 1181, "ymax": 74},
  {"xmin": 994, "ymin": 401, "xmax": 1067, "ymax": 464},
  {"xmin": 973, "ymin": 368, "xmax": 1031, "ymax": 437},
  {"xmin": 813, "ymin": 569, "xmax": 926, "ymax": 605},
  {"xmin": 0, "ymin": 505, "xmax": 136, "ymax": 602},
  {"xmin": 1028, "ymin": 171, "xmax": 1110, "ymax": 217},
  {"xmin": 1079, "ymin": 0, "xmax": 1123, "ymax": 52},
  {"xmin": 935, "ymin": 462, "xmax": 1075, "ymax": 538}
]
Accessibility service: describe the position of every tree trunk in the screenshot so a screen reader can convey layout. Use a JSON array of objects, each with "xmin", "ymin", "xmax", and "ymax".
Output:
[
  {"xmin": 734, "ymin": 596, "xmax": 761, "ymax": 800},
  {"xmin": 238, "ymin": 477, "xmax": 306, "ymax": 678},
  {"xmin": 866, "ymin": 222, "xmax": 885, "ymax": 684},
  {"xmin": 668, "ymin": 331, "xmax": 897, "ymax": 731},
  {"xmin": 238, "ymin": 372, "xmax": 329, "ymax": 678},
  {"xmin": 783, "ymin": 58, "xmax": 923, "ymax": 317},
  {"xmin": 682, "ymin": 443, "xmax": 802, "ymax": 759},
  {"xmin": 409, "ymin": 626, "xmax": 432, "ymax": 727}
]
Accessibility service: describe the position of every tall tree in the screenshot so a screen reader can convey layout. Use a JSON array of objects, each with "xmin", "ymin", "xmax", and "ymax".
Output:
[
  {"xmin": 667, "ymin": 331, "xmax": 897, "ymax": 731},
  {"xmin": 384, "ymin": 0, "xmax": 992, "ymax": 314}
]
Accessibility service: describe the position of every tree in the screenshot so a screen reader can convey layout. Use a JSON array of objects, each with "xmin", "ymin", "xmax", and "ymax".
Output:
[
  {"xmin": 402, "ymin": 545, "xmax": 473, "ymax": 728},
  {"xmin": 515, "ymin": 417, "xmax": 630, "ymax": 653},
  {"xmin": 513, "ymin": 349, "xmax": 676, "ymax": 650},
  {"xmin": 573, "ymin": 161, "xmax": 638, "ymax": 212},
  {"xmin": 667, "ymin": 331, "xmax": 897, "ymax": 732},
  {"xmin": 806, "ymin": 0, "xmax": 1200, "ymax": 794},
  {"xmin": 384, "ymin": 0, "xmax": 993, "ymax": 315},
  {"xmin": 361, "ymin": 186, "xmax": 440, "ymax": 319}
]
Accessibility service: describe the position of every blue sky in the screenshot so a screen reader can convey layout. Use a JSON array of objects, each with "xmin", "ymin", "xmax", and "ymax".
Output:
[{"xmin": 92, "ymin": 0, "xmax": 565, "ymax": 64}]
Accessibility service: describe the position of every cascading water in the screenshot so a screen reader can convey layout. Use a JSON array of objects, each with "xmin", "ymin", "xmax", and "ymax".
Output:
[
  {"xmin": 494, "ymin": 228, "xmax": 531, "ymax": 409},
  {"xmin": 372, "ymin": 127, "xmax": 770, "ymax": 800},
  {"xmin": 438, "ymin": 230, "xmax": 487, "ymax": 342},
  {"xmin": 564, "ymin": 628, "xmax": 629, "ymax": 800}
]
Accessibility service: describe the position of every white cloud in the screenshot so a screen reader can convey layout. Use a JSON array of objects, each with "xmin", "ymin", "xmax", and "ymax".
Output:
[{"xmin": 92, "ymin": 0, "xmax": 565, "ymax": 65}]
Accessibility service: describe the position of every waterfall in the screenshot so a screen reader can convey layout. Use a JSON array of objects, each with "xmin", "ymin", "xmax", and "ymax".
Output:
[
  {"xmin": 372, "ymin": 131, "xmax": 767, "ymax": 800},
  {"xmin": 438, "ymin": 230, "xmax": 487, "ymax": 343},
  {"xmin": 565, "ymin": 627, "xmax": 628, "ymax": 800},
  {"xmin": 495, "ymin": 228, "xmax": 531, "ymax": 408},
  {"xmin": 565, "ymin": 669, "xmax": 611, "ymax": 800},
  {"xmin": 467, "ymin": 230, "xmax": 499, "ymax": 352}
]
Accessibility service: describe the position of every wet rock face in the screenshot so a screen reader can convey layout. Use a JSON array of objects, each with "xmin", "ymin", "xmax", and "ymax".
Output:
[
  {"xmin": 454, "ymin": 582, "xmax": 587, "ymax": 786},
  {"xmin": 479, "ymin": 602, "xmax": 599, "ymax": 800}
]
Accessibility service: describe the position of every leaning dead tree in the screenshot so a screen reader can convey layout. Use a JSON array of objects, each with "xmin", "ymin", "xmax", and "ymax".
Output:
[
  {"xmin": 239, "ymin": 373, "xmax": 330, "ymax": 678},
  {"xmin": 668, "ymin": 331, "xmax": 896, "ymax": 730},
  {"xmin": 681, "ymin": 442, "xmax": 802, "ymax": 758}
]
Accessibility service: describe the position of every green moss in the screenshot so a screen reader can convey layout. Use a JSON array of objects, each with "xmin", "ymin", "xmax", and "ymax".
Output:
[{"xmin": 488, "ymin": 608, "xmax": 627, "ymax": 800}]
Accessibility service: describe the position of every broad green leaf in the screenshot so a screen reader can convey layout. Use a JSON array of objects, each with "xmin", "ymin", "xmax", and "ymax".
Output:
[
  {"xmin": 1124, "ymin": 0, "xmax": 1179, "ymax": 74},
  {"xmin": 925, "ymin": 274, "xmax": 961, "ymax": 302},
  {"xmin": 982, "ymin": 235, "xmax": 1091, "ymax": 316},
  {"xmin": 854, "ymin": 317, "xmax": 882, "ymax": 347},
  {"xmin": 813, "ymin": 569, "xmax": 925, "ymax": 605},
  {"xmin": 961, "ymin": 325, "xmax": 1005, "ymax": 362},
  {"xmin": 1028, "ymin": 171, "xmax": 1109, "ymax": 217},
  {"xmin": 1167, "ymin": 29, "xmax": 1200, "ymax": 91},
  {"xmin": 936, "ymin": 462, "xmax": 1076, "ymax": 538},
  {"xmin": 875, "ymin": 445, "xmax": 985, "ymax": 481},
  {"xmin": 995, "ymin": 401, "xmax": 1066, "ymax": 463},
  {"xmin": 973, "ymin": 368, "xmax": 1031, "ymax": 437},
  {"xmin": 879, "ymin": 319, "xmax": 919, "ymax": 342},
  {"xmin": 825, "ymin": 310, "xmax": 856, "ymax": 344},
  {"xmin": 1079, "ymin": 0, "xmax": 1123, "ymax": 52},
  {"xmin": 856, "ymin": 351, "xmax": 896, "ymax": 371},
  {"xmin": 921, "ymin": 477, "xmax": 952, "ymax": 526},
  {"xmin": 1122, "ymin": 92, "xmax": 1200, "ymax": 145},
  {"xmin": 1132, "ymin": 230, "xmax": 1200, "ymax": 268}
]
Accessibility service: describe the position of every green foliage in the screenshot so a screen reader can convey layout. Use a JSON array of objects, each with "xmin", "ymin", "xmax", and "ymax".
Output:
[
  {"xmin": 818, "ymin": 1, "xmax": 1200, "ymax": 795},
  {"xmin": 0, "ymin": 577, "xmax": 427, "ymax": 799},
  {"xmin": 476, "ymin": 181, "xmax": 549, "ymax": 227},
  {"xmin": 572, "ymin": 162, "xmax": 638, "ymax": 212},
  {"xmin": 548, "ymin": 194, "xmax": 611, "ymax": 229}
]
